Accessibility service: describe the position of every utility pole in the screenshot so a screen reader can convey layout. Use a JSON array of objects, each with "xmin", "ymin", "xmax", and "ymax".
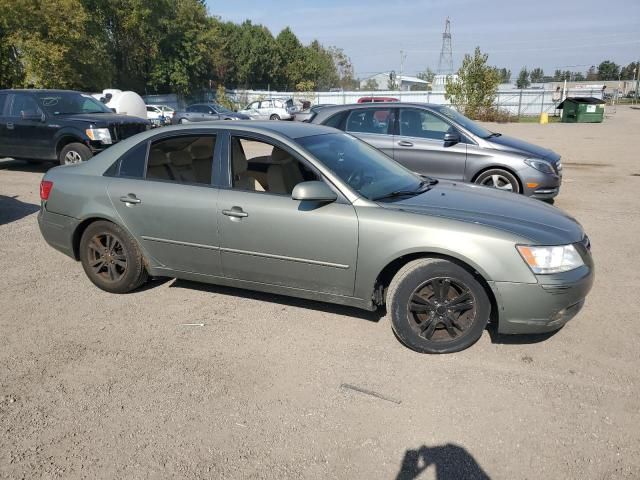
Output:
[{"xmin": 399, "ymin": 50, "xmax": 407, "ymax": 92}]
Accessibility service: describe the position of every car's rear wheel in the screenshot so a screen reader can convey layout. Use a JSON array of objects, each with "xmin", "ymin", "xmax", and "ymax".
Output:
[
  {"xmin": 179, "ymin": 118, "xmax": 189, "ymax": 124},
  {"xmin": 270, "ymin": 114, "xmax": 280, "ymax": 120},
  {"xmin": 474, "ymin": 169, "xmax": 520, "ymax": 193},
  {"xmin": 387, "ymin": 258, "xmax": 490, "ymax": 353},
  {"xmin": 59, "ymin": 142, "xmax": 92, "ymax": 165},
  {"xmin": 79, "ymin": 221, "xmax": 148, "ymax": 294}
]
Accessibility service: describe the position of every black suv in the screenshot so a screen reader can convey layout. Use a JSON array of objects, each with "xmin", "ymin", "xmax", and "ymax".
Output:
[{"xmin": 0, "ymin": 89, "xmax": 150, "ymax": 165}]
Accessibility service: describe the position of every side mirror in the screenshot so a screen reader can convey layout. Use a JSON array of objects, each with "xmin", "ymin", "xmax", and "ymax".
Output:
[
  {"xmin": 291, "ymin": 181, "xmax": 337, "ymax": 203},
  {"xmin": 21, "ymin": 111, "xmax": 45, "ymax": 122},
  {"xmin": 443, "ymin": 131, "xmax": 460, "ymax": 147}
]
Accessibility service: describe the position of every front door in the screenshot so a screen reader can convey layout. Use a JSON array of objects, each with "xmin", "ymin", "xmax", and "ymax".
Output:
[
  {"xmin": 218, "ymin": 134, "xmax": 358, "ymax": 296},
  {"xmin": 6, "ymin": 92, "xmax": 49, "ymax": 160},
  {"xmin": 394, "ymin": 107, "xmax": 467, "ymax": 180},
  {"xmin": 106, "ymin": 133, "xmax": 222, "ymax": 275},
  {"xmin": 343, "ymin": 107, "xmax": 396, "ymax": 159}
]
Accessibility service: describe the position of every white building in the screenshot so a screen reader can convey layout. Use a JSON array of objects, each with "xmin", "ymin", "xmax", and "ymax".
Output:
[{"xmin": 360, "ymin": 72, "xmax": 430, "ymax": 91}]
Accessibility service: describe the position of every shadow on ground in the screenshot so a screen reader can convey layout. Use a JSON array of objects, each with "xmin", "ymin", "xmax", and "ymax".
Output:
[
  {"xmin": 0, "ymin": 158, "xmax": 53, "ymax": 173},
  {"xmin": 487, "ymin": 322, "xmax": 560, "ymax": 345},
  {"xmin": 170, "ymin": 279, "xmax": 384, "ymax": 322},
  {"xmin": 396, "ymin": 444, "xmax": 490, "ymax": 480},
  {"xmin": 0, "ymin": 195, "xmax": 39, "ymax": 226}
]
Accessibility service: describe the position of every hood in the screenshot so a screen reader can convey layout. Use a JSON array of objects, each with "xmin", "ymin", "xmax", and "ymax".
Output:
[
  {"xmin": 485, "ymin": 134, "xmax": 560, "ymax": 163},
  {"xmin": 381, "ymin": 181, "xmax": 583, "ymax": 245},
  {"xmin": 57, "ymin": 113, "xmax": 149, "ymax": 125}
]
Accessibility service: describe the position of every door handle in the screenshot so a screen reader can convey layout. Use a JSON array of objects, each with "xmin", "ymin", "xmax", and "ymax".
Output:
[
  {"xmin": 119, "ymin": 194, "xmax": 141, "ymax": 205},
  {"xmin": 6, "ymin": 122, "xmax": 14, "ymax": 130},
  {"xmin": 398, "ymin": 140, "xmax": 414, "ymax": 147},
  {"xmin": 222, "ymin": 207, "xmax": 248, "ymax": 218}
]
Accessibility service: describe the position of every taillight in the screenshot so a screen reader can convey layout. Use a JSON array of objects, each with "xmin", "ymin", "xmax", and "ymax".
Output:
[{"xmin": 40, "ymin": 180, "xmax": 53, "ymax": 200}]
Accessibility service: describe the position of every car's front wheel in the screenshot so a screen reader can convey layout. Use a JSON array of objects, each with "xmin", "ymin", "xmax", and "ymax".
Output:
[
  {"xmin": 387, "ymin": 258, "xmax": 490, "ymax": 353},
  {"xmin": 474, "ymin": 169, "xmax": 520, "ymax": 193},
  {"xmin": 59, "ymin": 142, "xmax": 92, "ymax": 165},
  {"xmin": 79, "ymin": 221, "xmax": 148, "ymax": 294},
  {"xmin": 270, "ymin": 114, "xmax": 280, "ymax": 120}
]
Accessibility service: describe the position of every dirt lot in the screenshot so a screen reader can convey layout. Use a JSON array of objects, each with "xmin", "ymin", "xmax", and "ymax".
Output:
[{"xmin": 1, "ymin": 107, "xmax": 639, "ymax": 479}]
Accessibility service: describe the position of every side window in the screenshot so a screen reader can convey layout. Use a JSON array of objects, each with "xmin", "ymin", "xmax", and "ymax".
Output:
[
  {"xmin": 399, "ymin": 109, "xmax": 452, "ymax": 140},
  {"xmin": 118, "ymin": 141, "xmax": 148, "ymax": 178},
  {"xmin": 186, "ymin": 105, "xmax": 196, "ymax": 113},
  {"xmin": 323, "ymin": 111, "xmax": 348, "ymax": 130},
  {"xmin": 273, "ymin": 100, "xmax": 283, "ymax": 109},
  {"xmin": 345, "ymin": 108, "xmax": 393, "ymax": 135},
  {"xmin": 230, "ymin": 136, "xmax": 319, "ymax": 195},
  {"xmin": 146, "ymin": 135, "xmax": 216, "ymax": 185},
  {"xmin": 146, "ymin": 106, "xmax": 156, "ymax": 113},
  {"xmin": 0, "ymin": 94, "xmax": 7, "ymax": 115},
  {"xmin": 9, "ymin": 94, "xmax": 42, "ymax": 118},
  {"xmin": 247, "ymin": 101, "xmax": 259, "ymax": 110},
  {"xmin": 259, "ymin": 101, "xmax": 271, "ymax": 109}
]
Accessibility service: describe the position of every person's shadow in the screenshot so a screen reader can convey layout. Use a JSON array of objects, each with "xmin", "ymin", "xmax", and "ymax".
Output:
[{"xmin": 396, "ymin": 444, "xmax": 490, "ymax": 480}]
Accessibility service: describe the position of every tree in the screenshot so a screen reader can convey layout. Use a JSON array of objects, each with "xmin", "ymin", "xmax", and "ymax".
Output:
[
  {"xmin": 494, "ymin": 67, "xmax": 511, "ymax": 83},
  {"xmin": 597, "ymin": 60, "xmax": 620, "ymax": 80},
  {"xmin": 516, "ymin": 67, "xmax": 530, "ymax": 89},
  {"xmin": 530, "ymin": 67, "xmax": 544, "ymax": 83},
  {"xmin": 362, "ymin": 78, "xmax": 378, "ymax": 91},
  {"xmin": 417, "ymin": 68, "xmax": 435, "ymax": 84},
  {"xmin": 586, "ymin": 65, "xmax": 598, "ymax": 81},
  {"xmin": 621, "ymin": 62, "xmax": 638, "ymax": 80},
  {"xmin": 275, "ymin": 27, "xmax": 305, "ymax": 89},
  {"xmin": 574, "ymin": 72, "xmax": 585, "ymax": 81},
  {"xmin": 329, "ymin": 47, "xmax": 357, "ymax": 90},
  {"xmin": 302, "ymin": 40, "xmax": 339, "ymax": 91},
  {"xmin": 444, "ymin": 47, "xmax": 500, "ymax": 119}
]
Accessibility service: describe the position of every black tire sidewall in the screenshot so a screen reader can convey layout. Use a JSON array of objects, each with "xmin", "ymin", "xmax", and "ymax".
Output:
[
  {"xmin": 270, "ymin": 114, "xmax": 280, "ymax": 120},
  {"xmin": 475, "ymin": 169, "xmax": 521, "ymax": 194},
  {"xmin": 79, "ymin": 221, "xmax": 146, "ymax": 294},
  {"xmin": 59, "ymin": 142, "xmax": 92, "ymax": 165},
  {"xmin": 389, "ymin": 260, "xmax": 490, "ymax": 354}
]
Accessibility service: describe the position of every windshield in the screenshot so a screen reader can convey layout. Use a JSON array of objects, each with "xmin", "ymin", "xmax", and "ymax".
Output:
[
  {"xmin": 35, "ymin": 92, "xmax": 112, "ymax": 115},
  {"xmin": 298, "ymin": 133, "xmax": 425, "ymax": 200},
  {"xmin": 432, "ymin": 106, "xmax": 493, "ymax": 138}
]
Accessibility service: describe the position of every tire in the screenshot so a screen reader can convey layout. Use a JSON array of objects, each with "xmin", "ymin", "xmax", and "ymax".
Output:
[
  {"xmin": 179, "ymin": 118, "xmax": 189, "ymax": 124},
  {"xmin": 59, "ymin": 142, "xmax": 92, "ymax": 166},
  {"xmin": 270, "ymin": 114, "xmax": 280, "ymax": 120},
  {"xmin": 474, "ymin": 168, "xmax": 520, "ymax": 194},
  {"xmin": 387, "ymin": 258, "xmax": 490, "ymax": 354},
  {"xmin": 79, "ymin": 221, "xmax": 148, "ymax": 294}
]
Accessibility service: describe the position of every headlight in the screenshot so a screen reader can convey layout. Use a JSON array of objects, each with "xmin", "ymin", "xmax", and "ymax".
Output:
[
  {"xmin": 524, "ymin": 158, "xmax": 554, "ymax": 174},
  {"xmin": 85, "ymin": 128, "xmax": 112, "ymax": 144},
  {"xmin": 516, "ymin": 244, "xmax": 584, "ymax": 274}
]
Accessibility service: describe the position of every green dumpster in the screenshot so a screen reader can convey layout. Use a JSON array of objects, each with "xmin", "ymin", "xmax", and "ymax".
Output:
[{"xmin": 558, "ymin": 97, "xmax": 605, "ymax": 123}]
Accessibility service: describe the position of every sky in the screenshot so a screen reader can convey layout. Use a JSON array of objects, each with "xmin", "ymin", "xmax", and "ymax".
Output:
[{"xmin": 206, "ymin": 0, "xmax": 640, "ymax": 79}]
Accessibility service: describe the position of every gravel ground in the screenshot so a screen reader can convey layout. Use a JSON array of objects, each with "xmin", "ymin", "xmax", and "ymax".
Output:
[{"xmin": 1, "ymin": 106, "xmax": 639, "ymax": 479}]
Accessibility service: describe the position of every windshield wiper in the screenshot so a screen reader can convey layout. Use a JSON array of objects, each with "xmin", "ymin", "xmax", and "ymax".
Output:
[
  {"xmin": 372, "ymin": 180, "xmax": 436, "ymax": 201},
  {"xmin": 485, "ymin": 132, "xmax": 502, "ymax": 138}
]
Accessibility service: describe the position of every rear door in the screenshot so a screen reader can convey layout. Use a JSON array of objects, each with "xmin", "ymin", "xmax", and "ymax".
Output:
[
  {"xmin": 394, "ymin": 107, "xmax": 467, "ymax": 180},
  {"xmin": 107, "ymin": 132, "xmax": 222, "ymax": 275},
  {"xmin": 0, "ymin": 93, "xmax": 9, "ymax": 158},
  {"xmin": 342, "ymin": 107, "xmax": 396, "ymax": 158}
]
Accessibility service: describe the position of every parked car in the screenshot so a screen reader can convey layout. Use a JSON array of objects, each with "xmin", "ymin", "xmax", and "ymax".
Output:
[
  {"xmin": 38, "ymin": 122, "xmax": 593, "ymax": 354},
  {"xmin": 146, "ymin": 104, "xmax": 175, "ymax": 126},
  {"xmin": 0, "ymin": 89, "xmax": 149, "ymax": 165},
  {"xmin": 293, "ymin": 104, "xmax": 335, "ymax": 122},
  {"xmin": 172, "ymin": 103, "xmax": 250, "ymax": 124},
  {"xmin": 357, "ymin": 97, "xmax": 399, "ymax": 103},
  {"xmin": 311, "ymin": 103, "xmax": 563, "ymax": 200},
  {"xmin": 238, "ymin": 98, "xmax": 297, "ymax": 120}
]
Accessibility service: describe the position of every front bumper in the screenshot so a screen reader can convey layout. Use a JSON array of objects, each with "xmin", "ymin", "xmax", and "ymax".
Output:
[
  {"xmin": 491, "ymin": 264, "xmax": 594, "ymax": 334},
  {"xmin": 38, "ymin": 207, "xmax": 80, "ymax": 259},
  {"xmin": 520, "ymin": 166, "xmax": 562, "ymax": 200}
]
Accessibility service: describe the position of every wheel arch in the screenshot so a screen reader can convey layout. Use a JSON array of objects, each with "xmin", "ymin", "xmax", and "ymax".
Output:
[
  {"xmin": 56, "ymin": 134, "xmax": 87, "ymax": 158},
  {"xmin": 372, "ymin": 251, "xmax": 499, "ymax": 326},
  {"xmin": 71, "ymin": 215, "xmax": 136, "ymax": 261},
  {"xmin": 470, "ymin": 165, "xmax": 523, "ymax": 193}
]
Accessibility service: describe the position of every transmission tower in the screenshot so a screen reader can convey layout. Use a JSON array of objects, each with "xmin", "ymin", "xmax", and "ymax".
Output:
[{"xmin": 437, "ymin": 17, "xmax": 453, "ymax": 75}]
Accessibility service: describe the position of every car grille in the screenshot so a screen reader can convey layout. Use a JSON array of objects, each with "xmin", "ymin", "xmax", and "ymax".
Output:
[{"xmin": 109, "ymin": 123, "xmax": 147, "ymax": 142}]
